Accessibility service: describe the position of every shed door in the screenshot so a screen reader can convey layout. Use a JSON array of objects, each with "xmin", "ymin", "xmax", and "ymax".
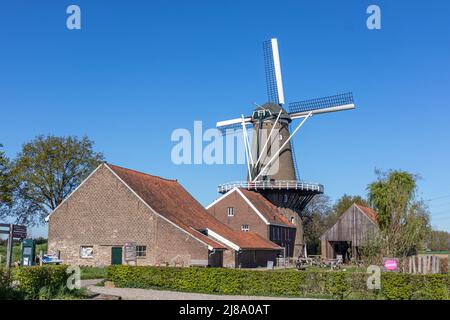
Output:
[{"xmin": 111, "ymin": 247, "xmax": 123, "ymax": 265}]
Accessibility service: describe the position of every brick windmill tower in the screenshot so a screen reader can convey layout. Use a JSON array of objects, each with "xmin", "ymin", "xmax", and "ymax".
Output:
[{"xmin": 216, "ymin": 38, "xmax": 356, "ymax": 257}]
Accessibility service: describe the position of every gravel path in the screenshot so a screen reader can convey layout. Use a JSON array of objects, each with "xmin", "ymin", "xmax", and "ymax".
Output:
[{"xmin": 81, "ymin": 280, "xmax": 312, "ymax": 300}]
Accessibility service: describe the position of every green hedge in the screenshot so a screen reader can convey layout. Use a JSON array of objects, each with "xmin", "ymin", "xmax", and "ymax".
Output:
[
  {"xmin": 0, "ymin": 265, "xmax": 70, "ymax": 300},
  {"xmin": 0, "ymin": 268, "xmax": 18, "ymax": 300},
  {"xmin": 107, "ymin": 266, "xmax": 450, "ymax": 300}
]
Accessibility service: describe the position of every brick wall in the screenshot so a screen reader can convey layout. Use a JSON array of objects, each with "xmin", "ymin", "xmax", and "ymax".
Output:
[
  {"xmin": 207, "ymin": 191, "xmax": 269, "ymax": 239},
  {"xmin": 48, "ymin": 165, "xmax": 209, "ymax": 267},
  {"xmin": 207, "ymin": 191, "xmax": 296, "ymax": 257}
]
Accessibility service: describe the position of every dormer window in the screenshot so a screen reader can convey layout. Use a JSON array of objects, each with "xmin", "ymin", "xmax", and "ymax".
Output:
[
  {"xmin": 290, "ymin": 217, "xmax": 295, "ymax": 224},
  {"xmin": 227, "ymin": 207, "xmax": 234, "ymax": 217}
]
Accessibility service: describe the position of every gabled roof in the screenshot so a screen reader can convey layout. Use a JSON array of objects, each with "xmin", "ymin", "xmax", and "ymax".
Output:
[
  {"xmin": 354, "ymin": 204, "xmax": 379, "ymax": 225},
  {"xmin": 320, "ymin": 203, "xmax": 380, "ymax": 242},
  {"xmin": 239, "ymin": 189, "xmax": 294, "ymax": 227},
  {"xmin": 107, "ymin": 164, "xmax": 280, "ymax": 250},
  {"xmin": 206, "ymin": 187, "xmax": 294, "ymax": 228}
]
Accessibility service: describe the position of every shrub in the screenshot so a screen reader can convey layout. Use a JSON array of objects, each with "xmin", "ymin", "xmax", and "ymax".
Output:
[
  {"xmin": 107, "ymin": 266, "xmax": 450, "ymax": 300},
  {"xmin": 0, "ymin": 268, "xmax": 18, "ymax": 300},
  {"xmin": 12, "ymin": 265, "xmax": 69, "ymax": 299}
]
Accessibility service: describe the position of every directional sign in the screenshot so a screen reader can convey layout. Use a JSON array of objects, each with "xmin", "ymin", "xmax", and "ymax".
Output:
[
  {"xmin": 13, "ymin": 225, "xmax": 27, "ymax": 239},
  {"xmin": 0, "ymin": 223, "xmax": 28, "ymax": 268}
]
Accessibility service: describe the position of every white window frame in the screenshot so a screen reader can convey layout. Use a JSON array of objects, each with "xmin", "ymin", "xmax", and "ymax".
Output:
[
  {"xmin": 227, "ymin": 207, "xmax": 235, "ymax": 217},
  {"xmin": 80, "ymin": 246, "xmax": 94, "ymax": 259},
  {"xmin": 136, "ymin": 245, "xmax": 147, "ymax": 258},
  {"xmin": 241, "ymin": 224, "xmax": 250, "ymax": 232}
]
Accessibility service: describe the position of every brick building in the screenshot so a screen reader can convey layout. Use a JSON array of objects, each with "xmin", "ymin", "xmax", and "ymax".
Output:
[
  {"xmin": 206, "ymin": 188, "xmax": 296, "ymax": 257},
  {"xmin": 47, "ymin": 163, "xmax": 282, "ymax": 268}
]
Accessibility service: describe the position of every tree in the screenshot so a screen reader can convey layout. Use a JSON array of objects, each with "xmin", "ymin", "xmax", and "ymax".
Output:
[
  {"xmin": 333, "ymin": 194, "xmax": 368, "ymax": 217},
  {"xmin": 303, "ymin": 194, "xmax": 333, "ymax": 255},
  {"xmin": 9, "ymin": 135, "xmax": 104, "ymax": 225},
  {"xmin": 425, "ymin": 230, "xmax": 450, "ymax": 252},
  {"xmin": 367, "ymin": 170, "xmax": 430, "ymax": 257},
  {"xmin": 0, "ymin": 144, "xmax": 13, "ymax": 206}
]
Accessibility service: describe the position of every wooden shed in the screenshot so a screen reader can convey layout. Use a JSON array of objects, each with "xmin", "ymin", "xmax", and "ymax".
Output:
[{"xmin": 320, "ymin": 204, "xmax": 379, "ymax": 261}]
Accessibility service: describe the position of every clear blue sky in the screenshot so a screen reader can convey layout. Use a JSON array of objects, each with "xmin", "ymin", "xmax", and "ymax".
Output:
[{"xmin": 1, "ymin": 0, "xmax": 449, "ymax": 237}]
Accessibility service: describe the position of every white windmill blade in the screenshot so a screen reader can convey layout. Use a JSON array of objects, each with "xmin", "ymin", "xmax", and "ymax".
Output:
[
  {"xmin": 289, "ymin": 92, "xmax": 355, "ymax": 119},
  {"xmin": 216, "ymin": 117, "xmax": 251, "ymax": 128},
  {"xmin": 263, "ymin": 38, "xmax": 285, "ymax": 105}
]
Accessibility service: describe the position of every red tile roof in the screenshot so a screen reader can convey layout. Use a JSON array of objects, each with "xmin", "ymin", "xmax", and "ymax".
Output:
[
  {"xmin": 107, "ymin": 164, "xmax": 281, "ymax": 251},
  {"xmin": 239, "ymin": 189, "xmax": 294, "ymax": 227},
  {"xmin": 355, "ymin": 204, "xmax": 379, "ymax": 225}
]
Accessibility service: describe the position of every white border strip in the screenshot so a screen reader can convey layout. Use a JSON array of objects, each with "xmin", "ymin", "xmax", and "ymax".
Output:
[
  {"xmin": 236, "ymin": 189, "xmax": 270, "ymax": 225},
  {"xmin": 205, "ymin": 187, "xmax": 271, "ymax": 225},
  {"xmin": 206, "ymin": 228, "xmax": 240, "ymax": 251},
  {"xmin": 205, "ymin": 187, "xmax": 239, "ymax": 210}
]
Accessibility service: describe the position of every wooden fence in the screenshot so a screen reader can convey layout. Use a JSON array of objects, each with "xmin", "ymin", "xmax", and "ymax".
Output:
[{"xmin": 406, "ymin": 255, "xmax": 441, "ymax": 274}]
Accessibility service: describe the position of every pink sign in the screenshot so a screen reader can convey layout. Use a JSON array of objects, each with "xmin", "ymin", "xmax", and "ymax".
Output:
[{"xmin": 384, "ymin": 259, "xmax": 398, "ymax": 271}]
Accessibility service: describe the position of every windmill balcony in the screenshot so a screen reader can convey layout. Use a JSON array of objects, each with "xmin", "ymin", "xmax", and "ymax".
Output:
[{"xmin": 218, "ymin": 180, "xmax": 324, "ymax": 194}]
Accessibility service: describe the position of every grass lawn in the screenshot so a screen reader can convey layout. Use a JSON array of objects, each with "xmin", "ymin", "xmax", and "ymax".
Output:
[
  {"xmin": 80, "ymin": 267, "xmax": 108, "ymax": 279},
  {"xmin": 0, "ymin": 242, "xmax": 48, "ymax": 266}
]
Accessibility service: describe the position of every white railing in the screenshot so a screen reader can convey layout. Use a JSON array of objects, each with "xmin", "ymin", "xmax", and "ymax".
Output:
[{"xmin": 218, "ymin": 180, "xmax": 324, "ymax": 194}]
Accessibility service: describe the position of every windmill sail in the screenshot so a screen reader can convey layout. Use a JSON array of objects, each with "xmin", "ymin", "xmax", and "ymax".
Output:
[
  {"xmin": 263, "ymin": 38, "xmax": 285, "ymax": 105},
  {"xmin": 289, "ymin": 92, "xmax": 355, "ymax": 119}
]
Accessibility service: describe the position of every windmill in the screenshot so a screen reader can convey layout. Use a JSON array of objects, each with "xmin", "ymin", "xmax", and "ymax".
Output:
[{"xmin": 216, "ymin": 38, "xmax": 356, "ymax": 257}]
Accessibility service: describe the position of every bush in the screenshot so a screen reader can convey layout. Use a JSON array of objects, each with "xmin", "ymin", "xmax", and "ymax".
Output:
[
  {"xmin": 381, "ymin": 273, "xmax": 450, "ymax": 300},
  {"xmin": 12, "ymin": 265, "xmax": 69, "ymax": 299},
  {"xmin": 0, "ymin": 268, "xmax": 17, "ymax": 299},
  {"xmin": 107, "ymin": 266, "xmax": 450, "ymax": 300}
]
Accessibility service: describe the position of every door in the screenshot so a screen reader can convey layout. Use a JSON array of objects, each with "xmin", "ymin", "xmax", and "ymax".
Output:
[{"xmin": 111, "ymin": 247, "xmax": 123, "ymax": 265}]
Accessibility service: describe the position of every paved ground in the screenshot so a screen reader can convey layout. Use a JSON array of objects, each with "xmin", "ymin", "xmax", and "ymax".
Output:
[{"xmin": 81, "ymin": 280, "xmax": 312, "ymax": 300}]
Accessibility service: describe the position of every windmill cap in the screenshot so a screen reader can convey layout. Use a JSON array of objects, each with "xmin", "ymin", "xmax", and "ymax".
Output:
[{"xmin": 252, "ymin": 102, "xmax": 291, "ymax": 122}]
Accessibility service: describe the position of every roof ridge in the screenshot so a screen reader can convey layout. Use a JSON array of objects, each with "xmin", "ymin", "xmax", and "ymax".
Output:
[
  {"xmin": 354, "ymin": 203, "xmax": 374, "ymax": 211},
  {"xmin": 107, "ymin": 163, "xmax": 177, "ymax": 183}
]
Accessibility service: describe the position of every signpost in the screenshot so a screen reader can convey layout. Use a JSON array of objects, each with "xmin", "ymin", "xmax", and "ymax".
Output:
[{"xmin": 0, "ymin": 223, "xmax": 27, "ymax": 268}]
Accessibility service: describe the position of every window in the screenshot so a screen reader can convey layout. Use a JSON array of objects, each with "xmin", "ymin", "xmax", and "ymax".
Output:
[
  {"xmin": 136, "ymin": 245, "xmax": 147, "ymax": 257},
  {"xmin": 227, "ymin": 207, "xmax": 234, "ymax": 217},
  {"xmin": 279, "ymin": 134, "xmax": 283, "ymax": 140},
  {"xmin": 241, "ymin": 224, "xmax": 250, "ymax": 232},
  {"xmin": 283, "ymin": 194, "xmax": 288, "ymax": 203},
  {"xmin": 80, "ymin": 246, "xmax": 94, "ymax": 258},
  {"xmin": 289, "ymin": 216, "xmax": 295, "ymax": 224}
]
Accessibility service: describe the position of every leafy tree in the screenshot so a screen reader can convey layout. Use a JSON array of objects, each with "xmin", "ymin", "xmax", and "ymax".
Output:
[
  {"xmin": 367, "ymin": 170, "xmax": 430, "ymax": 257},
  {"xmin": 0, "ymin": 144, "xmax": 13, "ymax": 207},
  {"xmin": 9, "ymin": 135, "xmax": 104, "ymax": 225},
  {"xmin": 303, "ymin": 194, "xmax": 333, "ymax": 255},
  {"xmin": 425, "ymin": 230, "xmax": 450, "ymax": 252},
  {"xmin": 333, "ymin": 194, "xmax": 368, "ymax": 217},
  {"xmin": 304, "ymin": 195, "xmax": 367, "ymax": 255}
]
